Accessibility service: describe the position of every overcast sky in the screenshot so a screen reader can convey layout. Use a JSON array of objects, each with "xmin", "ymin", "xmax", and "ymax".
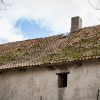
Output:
[{"xmin": 0, "ymin": 0, "xmax": 100, "ymax": 43}]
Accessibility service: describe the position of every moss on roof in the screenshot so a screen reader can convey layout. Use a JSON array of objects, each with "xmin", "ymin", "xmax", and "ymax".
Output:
[{"xmin": 0, "ymin": 25, "xmax": 100, "ymax": 69}]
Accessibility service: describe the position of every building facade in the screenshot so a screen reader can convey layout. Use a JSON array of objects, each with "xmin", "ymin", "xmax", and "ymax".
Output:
[{"xmin": 0, "ymin": 16, "xmax": 100, "ymax": 100}]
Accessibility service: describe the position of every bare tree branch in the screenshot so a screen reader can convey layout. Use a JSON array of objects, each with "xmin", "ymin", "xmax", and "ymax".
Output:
[
  {"xmin": 0, "ymin": 0, "xmax": 12, "ymax": 10},
  {"xmin": 88, "ymin": 0, "xmax": 100, "ymax": 10},
  {"xmin": 0, "ymin": 0, "xmax": 11, "ymax": 6}
]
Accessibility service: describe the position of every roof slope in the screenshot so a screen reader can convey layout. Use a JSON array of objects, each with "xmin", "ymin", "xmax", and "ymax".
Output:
[{"xmin": 1, "ymin": 25, "xmax": 100, "ymax": 70}]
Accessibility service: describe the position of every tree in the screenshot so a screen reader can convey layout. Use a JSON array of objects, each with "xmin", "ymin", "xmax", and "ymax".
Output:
[
  {"xmin": 0, "ymin": 0, "xmax": 11, "ymax": 10},
  {"xmin": 88, "ymin": 0, "xmax": 100, "ymax": 10}
]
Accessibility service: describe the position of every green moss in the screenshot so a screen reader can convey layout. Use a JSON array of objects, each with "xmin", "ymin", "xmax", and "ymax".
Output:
[
  {"xmin": 42, "ymin": 53, "xmax": 56, "ymax": 63},
  {"xmin": 0, "ymin": 51, "xmax": 16, "ymax": 65}
]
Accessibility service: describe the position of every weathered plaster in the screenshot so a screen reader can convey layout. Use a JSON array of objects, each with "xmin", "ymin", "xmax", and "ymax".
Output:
[
  {"xmin": 0, "ymin": 60, "xmax": 100, "ymax": 100},
  {"xmin": 0, "ymin": 68, "xmax": 59, "ymax": 100},
  {"xmin": 64, "ymin": 60, "xmax": 100, "ymax": 100}
]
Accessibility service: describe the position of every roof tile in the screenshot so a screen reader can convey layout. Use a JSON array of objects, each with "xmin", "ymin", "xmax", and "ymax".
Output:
[{"xmin": 0, "ymin": 25, "xmax": 100, "ymax": 70}]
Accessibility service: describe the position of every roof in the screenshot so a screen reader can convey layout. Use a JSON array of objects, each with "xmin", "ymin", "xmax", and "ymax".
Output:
[{"xmin": 0, "ymin": 25, "xmax": 100, "ymax": 70}]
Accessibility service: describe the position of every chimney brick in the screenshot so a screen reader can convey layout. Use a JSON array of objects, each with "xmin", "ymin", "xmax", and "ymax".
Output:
[{"xmin": 70, "ymin": 16, "xmax": 82, "ymax": 32}]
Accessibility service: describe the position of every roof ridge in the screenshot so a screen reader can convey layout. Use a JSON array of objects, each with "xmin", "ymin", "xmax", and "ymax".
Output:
[
  {"xmin": 1, "ymin": 24, "xmax": 100, "ymax": 46},
  {"xmin": 0, "ymin": 34, "xmax": 64, "ymax": 46}
]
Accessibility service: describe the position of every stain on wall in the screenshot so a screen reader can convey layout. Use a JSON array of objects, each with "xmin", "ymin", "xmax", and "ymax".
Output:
[{"xmin": 58, "ymin": 88, "xmax": 65, "ymax": 100}]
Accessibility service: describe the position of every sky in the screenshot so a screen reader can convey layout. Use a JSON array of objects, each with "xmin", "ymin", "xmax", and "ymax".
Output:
[{"xmin": 0, "ymin": 0, "xmax": 100, "ymax": 43}]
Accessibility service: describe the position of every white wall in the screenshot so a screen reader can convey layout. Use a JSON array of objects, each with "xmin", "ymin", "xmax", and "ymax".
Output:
[
  {"xmin": 65, "ymin": 60, "xmax": 100, "ymax": 100},
  {"xmin": 0, "ymin": 67, "xmax": 60, "ymax": 100},
  {"xmin": 0, "ymin": 59, "xmax": 100, "ymax": 100}
]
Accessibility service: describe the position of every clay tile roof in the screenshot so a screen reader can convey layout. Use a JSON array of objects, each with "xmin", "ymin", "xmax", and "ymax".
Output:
[{"xmin": 1, "ymin": 25, "xmax": 100, "ymax": 70}]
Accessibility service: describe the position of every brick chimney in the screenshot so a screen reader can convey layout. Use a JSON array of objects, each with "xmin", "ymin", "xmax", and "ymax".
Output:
[{"xmin": 70, "ymin": 16, "xmax": 82, "ymax": 32}]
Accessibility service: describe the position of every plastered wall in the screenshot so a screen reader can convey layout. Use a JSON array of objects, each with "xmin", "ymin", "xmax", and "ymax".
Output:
[{"xmin": 0, "ymin": 59, "xmax": 100, "ymax": 100}]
